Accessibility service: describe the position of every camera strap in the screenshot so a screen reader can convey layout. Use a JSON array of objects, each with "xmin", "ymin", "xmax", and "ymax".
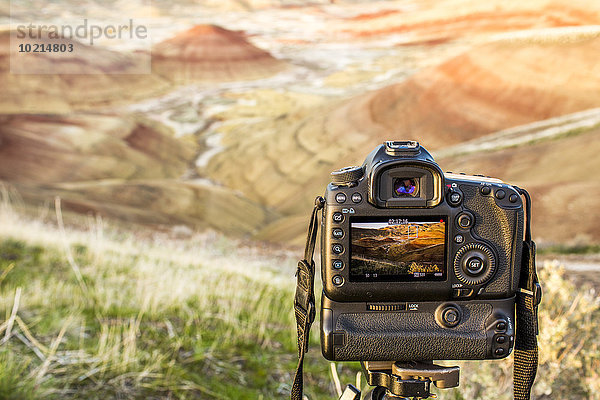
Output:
[
  {"xmin": 291, "ymin": 196, "xmax": 325, "ymax": 400},
  {"xmin": 514, "ymin": 188, "xmax": 542, "ymax": 400}
]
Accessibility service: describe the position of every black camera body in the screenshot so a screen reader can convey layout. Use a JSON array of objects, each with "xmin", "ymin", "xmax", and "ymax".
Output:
[{"xmin": 320, "ymin": 141, "xmax": 524, "ymax": 362}]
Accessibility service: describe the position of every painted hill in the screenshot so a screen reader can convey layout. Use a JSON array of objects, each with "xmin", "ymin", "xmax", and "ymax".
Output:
[
  {"xmin": 152, "ymin": 25, "xmax": 287, "ymax": 83},
  {"xmin": 337, "ymin": 0, "xmax": 600, "ymax": 42},
  {"xmin": 436, "ymin": 112, "xmax": 600, "ymax": 246},
  {"xmin": 0, "ymin": 113, "xmax": 276, "ymax": 235},
  {"xmin": 12, "ymin": 179, "xmax": 276, "ymax": 236},
  {"xmin": 2, "ymin": 4, "xmax": 599, "ymax": 246},
  {"xmin": 203, "ymin": 30, "xmax": 600, "ymax": 244},
  {"xmin": 0, "ymin": 30, "xmax": 170, "ymax": 114},
  {"xmin": 324, "ymin": 30, "xmax": 600, "ymax": 151},
  {"xmin": 0, "ymin": 113, "xmax": 194, "ymax": 183}
]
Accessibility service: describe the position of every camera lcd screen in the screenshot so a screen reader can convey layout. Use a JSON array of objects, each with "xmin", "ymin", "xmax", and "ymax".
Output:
[{"xmin": 350, "ymin": 216, "xmax": 446, "ymax": 282}]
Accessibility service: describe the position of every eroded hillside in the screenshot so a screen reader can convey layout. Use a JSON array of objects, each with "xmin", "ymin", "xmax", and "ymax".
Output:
[{"xmin": 1, "ymin": 0, "xmax": 599, "ymax": 246}]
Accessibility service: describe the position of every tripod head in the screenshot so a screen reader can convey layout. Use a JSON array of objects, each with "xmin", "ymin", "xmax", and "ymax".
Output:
[{"xmin": 339, "ymin": 361, "xmax": 459, "ymax": 400}]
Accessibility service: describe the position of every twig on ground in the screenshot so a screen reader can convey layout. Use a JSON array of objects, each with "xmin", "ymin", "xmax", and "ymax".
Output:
[
  {"xmin": 34, "ymin": 316, "xmax": 72, "ymax": 383},
  {"xmin": 1, "ymin": 287, "xmax": 22, "ymax": 344},
  {"xmin": 55, "ymin": 197, "xmax": 89, "ymax": 294},
  {"xmin": 0, "ymin": 262, "xmax": 15, "ymax": 285},
  {"xmin": 16, "ymin": 315, "xmax": 50, "ymax": 354},
  {"xmin": 15, "ymin": 332, "xmax": 46, "ymax": 361},
  {"xmin": 330, "ymin": 362, "xmax": 342, "ymax": 397}
]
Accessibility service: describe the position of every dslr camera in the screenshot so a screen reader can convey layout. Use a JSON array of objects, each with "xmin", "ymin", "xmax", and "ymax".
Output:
[{"xmin": 321, "ymin": 141, "xmax": 524, "ymax": 362}]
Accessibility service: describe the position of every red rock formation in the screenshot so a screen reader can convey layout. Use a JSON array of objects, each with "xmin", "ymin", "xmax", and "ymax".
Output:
[
  {"xmin": 347, "ymin": 9, "xmax": 402, "ymax": 21},
  {"xmin": 0, "ymin": 113, "xmax": 194, "ymax": 183},
  {"xmin": 0, "ymin": 112, "xmax": 278, "ymax": 235},
  {"xmin": 152, "ymin": 24, "xmax": 287, "ymax": 83},
  {"xmin": 326, "ymin": 34, "xmax": 600, "ymax": 151},
  {"xmin": 339, "ymin": 2, "xmax": 600, "ymax": 41},
  {"xmin": 439, "ymin": 126, "xmax": 600, "ymax": 244},
  {"xmin": 205, "ymin": 33, "xmax": 600, "ymax": 244},
  {"xmin": 0, "ymin": 30, "xmax": 170, "ymax": 114}
]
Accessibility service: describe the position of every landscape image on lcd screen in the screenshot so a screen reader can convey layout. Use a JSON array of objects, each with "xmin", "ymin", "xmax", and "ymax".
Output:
[{"xmin": 350, "ymin": 218, "xmax": 446, "ymax": 281}]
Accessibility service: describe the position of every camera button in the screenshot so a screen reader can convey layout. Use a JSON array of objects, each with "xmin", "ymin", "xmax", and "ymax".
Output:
[
  {"xmin": 332, "ymin": 228, "xmax": 344, "ymax": 239},
  {"xmin": 447, "ymin": 190, "xmax": 463, "ymax": 206},
  {"xmin": 332, "ymin": 244, "xmax": 344, "ymax": 255},
  {"xmin": 496, "ymin": 321, "xmax": 507, "ymax": 331},
  {"xmin": 444, "ymin": 310, "xmax": 458, "ymax": 323},
  {"xmin": 332, "ymin": 260, "xmax": 344, "ymax": 270},
  {"xmin": 351, "ymin": 193, "xmax": 362, "ymax": 203},
  {"xmin": 494, "ymin": 348, "xmax": 506, "ymax": 357},
  {"xmin": 496, "ymin": 335, "xmax": 507, "ymax": 344},
  {"xmin": 332, "ymin": 212, "xmax": 344, "ymax": 223},
  {"xmin": 335, "ymin": 193, "xmax": 347, "ymax": 203},
  {"xmin": 481, "ymin": 186, "xmax": 491, "ymax": 195},
  {"xmin": 332, "ymin": 275, "xmax": 344, "ymax": 286},
  {"xmin": 466, "ymin": 256, "xmax": 484, "ymax": 275},
  {"xmin": 440, "ymin": 306, "xmax": 461, "ymax": 327},
  {"xmin": 454, "ymin": 234, "xmax": 464, "ymax": 244},
  {"xmin": 509, "ymin": 194, "xmax": 519, "ymax": 203},
  {"xmin": 457, "ymin": 213, "xmax": 473, "ymax": 229},
  {"xmin": 495, "ymin": 189, "xmax": 506, "ymax": 200}
]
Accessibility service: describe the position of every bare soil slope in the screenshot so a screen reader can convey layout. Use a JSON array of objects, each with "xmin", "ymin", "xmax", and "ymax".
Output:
[
  {"xmin": 439, "ymin": 127, "xmax": 600, "ymax": 245},
  {"xmin": 0, "ymin": 31, "xmax": 170, "ymax": 114},
  {"xmin": 0, "ymin": 114, "xmax": 193, "ymax": 182},
  {"xmin": 337, "ymin": 0, "xmax": 600, "ymax": 42},
  {"xmin": 0, "ymin": 113, "xmax": 276, "ymax": 235},
  {"xmin": 329, "ymin": 33, "xmax": 600, "ymax": 150},
  {"xmin": 205, "ymin": 33, "xmax": 600, "ymax": 243}
]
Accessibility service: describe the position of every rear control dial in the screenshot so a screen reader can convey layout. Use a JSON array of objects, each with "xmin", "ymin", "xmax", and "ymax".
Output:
[{"xmin": 454, "ymin": 243, "xmax": 496, "ymax": 285}]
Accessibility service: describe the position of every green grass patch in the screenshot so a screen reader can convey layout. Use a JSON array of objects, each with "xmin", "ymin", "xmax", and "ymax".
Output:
[
  {"xmin": 0, "ymin": 214, "xmax": 598, "ymax": 399},
  {"xmin": 0, "ymin": 351, "xmax": 39, "ymax": 400},
  {"xmin": 0, "ymin": 224, "xmax": 338, "ymax": 399},
  {"xmin": 538, "ymin": 243, "xmax": 600, "ymax": 255}
]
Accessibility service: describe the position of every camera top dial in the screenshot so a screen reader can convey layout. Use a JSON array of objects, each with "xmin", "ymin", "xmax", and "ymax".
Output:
[{"xmin": 331, "ymin": 166, "xmax": 364, "ymax": 186}]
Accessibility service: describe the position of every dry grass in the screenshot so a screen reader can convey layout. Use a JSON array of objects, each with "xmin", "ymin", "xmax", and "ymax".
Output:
[
  {"xmin": 0, "ymin": 189, "xmax": 598, "ymax": 399},
  {"xmin": 0, "ymin": 192, "xmax": 327, "ymax": 399},
  {"xmin": 430, "ymin": 260, "xmax": 600, "ymax": 400}
]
